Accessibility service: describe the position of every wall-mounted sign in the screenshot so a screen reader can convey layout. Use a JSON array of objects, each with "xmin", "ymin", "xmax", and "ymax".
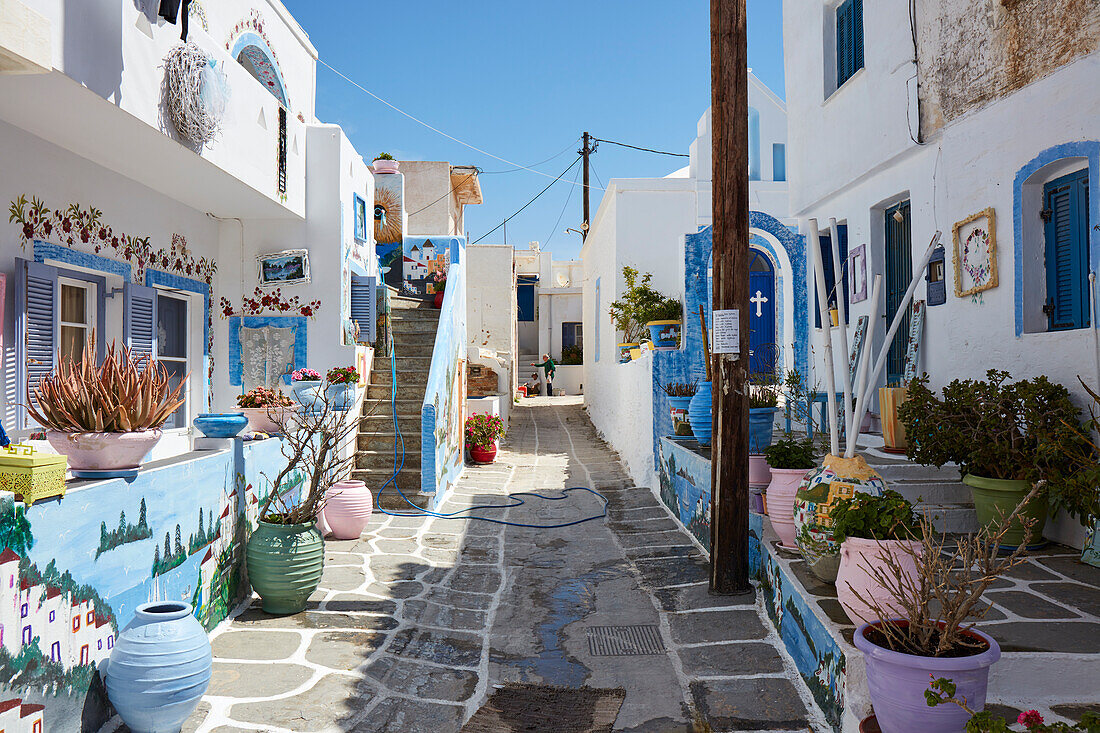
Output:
[
  {"xmin": 712, "ymin": 309, "xmax": 740, "ymax": 354},
  {"xmin": 926, "ymin": 245, "xmax": 947, "ymax": 306},
  {"xmin": 257, "ymin": 249, "xmax": 310, "ymax": 286}
]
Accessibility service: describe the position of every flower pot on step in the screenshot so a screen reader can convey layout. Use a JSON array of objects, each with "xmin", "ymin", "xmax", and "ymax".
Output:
[
  {"xmin": 193, "ymin": 413, "xmax": 249, "ymax": 439},
  {"xmin": 46, "ymin": 429, "xmax": 161, "ymax": 471},
  {"xmin": 748, "ymin": 454, "xmax": 771, "ymax": 489},
  {"xmin": 291, "ymin": 381, "xmax": 323, "ymax": 411},
  {"xmin": 855, "ymin": 621, "xmax": 1000, "ymax": 733},
  {"xmin": 246, "ymin": 520, "xmax": 325, "ymax": 614},
  {"xmin": 765, "ymin": 467, "xmax": 807, "ymax": 547},
  {"xmin": 240, "ymin": 407, "xmax": 289, "ymax": 434},
  {"xmin": 105, "ymin": 601, "xmax": 212, "ymax": 733},
  {"xmin": 837, "ymin": 537, "xmax": 922, "ymax": 624},
  {"xmin": 326, "ymin": 383, "xmax": 358, "ymax": 411},
  {"xmin": 471, "ymin": 442, "xmax": 497, "ymax": 464},
  {"xmin": 963, "ymin": 474, "xmax": 1048, "ymax": 549},
  {"xmin": 318, "ymin": 480, "xmax": 374, "ymax": 540},
  {"xmin": 749, "ymin": 407, "xmax": 777, "ymax": 452},
  {"xmin": 687, "ymin": 381, "xmax": 713, "ymax": 446}
]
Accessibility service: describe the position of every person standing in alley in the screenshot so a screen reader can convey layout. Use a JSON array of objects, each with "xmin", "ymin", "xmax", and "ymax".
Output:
[{"xmin": 530, "ymin": 353, "xmax": 556, "ymax": 396}]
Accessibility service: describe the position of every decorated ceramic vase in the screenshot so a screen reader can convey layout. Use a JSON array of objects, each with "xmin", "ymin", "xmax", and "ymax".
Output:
[
  {"xmin": 105, "ymin": 601, "xmax": 212, "ymax": 733},
  {"xmin": 687, "ymin": 382, "xmax": 713, "ymax": 446},
  {"xmin": 317, "ymin": 480, "xmax": 374, "ymax": 540},
  {"xmin": 793, "ymin": 454, "xmax": 887, "ymax": 583}
]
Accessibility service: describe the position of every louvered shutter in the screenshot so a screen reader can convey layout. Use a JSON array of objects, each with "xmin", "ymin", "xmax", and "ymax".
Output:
[
  {"xmin": 350, "ymin": 275, "xmax": 376, "ymax": 343},
  {"xmin": 838, "ymin": 223, "xmax": 850, "ymax": 324},
  {"xmin": 836, "ymin": 0, "xmax": 851, "ymax": 86},
  {"xmin": 852, "ymin": 0, "xmax": 864, "ymax": 73},
  {"xmin": 815, "ymin": 234, "xmax": 835, "ymax": 329},
  {"xmin": 123, "ymin": 283, "xmax": 158, "ymax": 362},
  {"xmin": 15, "ymin": 259, "xmax": 57, "ymax": 429},
  {"xmin": 1044, "ymin": 169, "xmax": 1089, "ymax": 331}
]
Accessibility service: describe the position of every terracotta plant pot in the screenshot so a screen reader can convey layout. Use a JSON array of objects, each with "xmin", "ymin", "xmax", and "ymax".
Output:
[
  {"xmin": 879, "ymin": 386, "xmax": 909, "ymax": 454},
  {"xmin": 748, "ymin": 454, "xmax": 771, "ymax": 489},
  {"xmin": 470, "ymin": 443, "xmax": 497, "ymax": 464},
  {"xmin": 794, "ymin": 454, "xmax": 887, "ymax": 583},
  {"xmin": 433, "ymin": 290, "xmax": 445, "ymax": 308},
  {"xmin": 837, "ymin": 537, "xmax": 922, "ymax": 625},
  {"xmin": 372, "ymin": 159, "xmax": 399, "ymax": 174},
  {"xmin": 240, "ymin": 407, "xmax": 288, "ymax": 434},
  {"xmin": 318, "ymin": 480, "xmax": 374, "ymax": 540},
  {"xmin": 765, "ymin": 467, "xmax": 807, "ymax": 547},
  {"xmin": 46, "ymin": 429, "xmax": 162, "ymax": 471},
  {"xmin": 855, "ymin": 621, "xmax": 1000, "ymax": 733}
]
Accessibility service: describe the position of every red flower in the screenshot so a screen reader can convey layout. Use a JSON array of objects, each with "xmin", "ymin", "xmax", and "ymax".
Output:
[
  {"xmin": 61, "ymin": 217, "xmax": 71, "ymax": 233},
  {"xmin": 80, "ymin": 229, "xmax": 91, "ymax": 243},
  {"xmin": 42, "ymin": 221, "xmax": 52, "ymax": 235},
  {"xmin": 98, "ymin": 227, "xmax": 108, "ymax": 239},
  {"xmin": 1018, "ymin": 711, "xmax": 1043, "ymax": 729},
  {"xmin": 21, "ymin": 223, "xmax": 34, "ymax": 239}
]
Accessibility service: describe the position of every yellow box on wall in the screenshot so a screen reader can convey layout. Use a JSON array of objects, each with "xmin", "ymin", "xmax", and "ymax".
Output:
[{"xmin": 0, "ymin": 444, "xmax": 66, "ymax": 505}]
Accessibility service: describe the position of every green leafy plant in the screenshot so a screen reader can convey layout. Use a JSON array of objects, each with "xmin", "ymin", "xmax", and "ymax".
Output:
[
  {"xmin": 830, "ymin": 490, "xmax": 919, "ymax": 543},
  {"xmin": 1051, "ymin": 377, "xmax": 1100, "ymax": 526},
  {"xmin": 608, "ymin": 267, "xmax": 682, "ymax": 343},
  {"xmin": 926, "ymin": 677, "xmax": 1100, "ymax": 732},
  {"xmin": 465, "ymin": 413, "xmax": 506, "ymax": 448},
  {"xmin": 749, "ymin": 385, "xmax": 779, "ymax": 408},
  {"xmin": 782, "ymin": 367, "xmax": 821, "ymax": 436},
  {"xmin": 560, "ymin": 344, "xmax": 583, "ymax": 365},
  {"xmin": 326, "ymin": 366, "xmax": 360, "ymax": 385},
  {"xmin": 236, "ymin": 387, "xmax": 292, "ymax": 409},
  {"xmin": 660, "ymin": 381, "xmax": 698, "ymax": 397},
  {"xmin": 898, "ymin": 370, "xmax": 1091, "ymax": 520},
  {"xmin": 373, "ymin": 152, "xmax": 395, "ymax": 161},
  {"xmin": 763, "ymin": 436, "xmax": 816, "ymax": 470},
  {"xmin": 28, "ymin": 338, "xmax": 186, "ymax": 432}
]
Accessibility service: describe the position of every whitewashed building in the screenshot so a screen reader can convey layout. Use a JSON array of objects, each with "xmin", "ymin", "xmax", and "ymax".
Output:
[
  {"xmin": 783, "ymin": 0, "xmax": 1099, "ymax": 547},
  {"xmin": 514, "ymin": 245, "xmax": 584, "ymax": 395}
]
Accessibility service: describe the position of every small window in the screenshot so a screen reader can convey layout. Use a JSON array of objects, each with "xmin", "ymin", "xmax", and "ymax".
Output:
[
  {"xmin": 107, "ymin": 636, "xmax": 113, "ymax": 649},
  {"xmin": 20, "ymin": 604, "xmax": 27, "ymax": 619},
  {"xmin": 98, "ymin": 639, "xmax": 102, "ymax": 650},
  {"xmin": 72, "ymin": 616, "xmax": 80, "ymax": 632},
  {"xmin": 22, "ymin": 626, "xmax": 31, "ymax": 645},
  {"xmin": 59, "ymin": 279, "xmax": 93, "ymax": 363},
  {"xmin": 773, "ymin": 144, "xmax": 786, "ymax": 182},
  {"xmin": 1043, "ymin": 168, "xmax": 1090, "ymax": 331},
  {"xmin": 835, "ymin": 0, "xmax": 864, "ymax": 89},
  {"xmin": 86, "ymin": 610, "xmax": 94, "ymax": 624},
  {"xmin": 48, "ymin": 611, "xmax": 54, "ymax": 623},
  {"xmin": 562, "ymin": 322, "xmax": 583, "ymax": 350},
  {"xmin": 157, "ymin": 294, "xmax": 189, "ymax": 429}
]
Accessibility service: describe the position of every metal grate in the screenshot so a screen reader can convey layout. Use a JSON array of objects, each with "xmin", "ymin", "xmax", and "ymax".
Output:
[{"xmin": 586, "ymin": 625, "xmax": 665, "ymax": 657}]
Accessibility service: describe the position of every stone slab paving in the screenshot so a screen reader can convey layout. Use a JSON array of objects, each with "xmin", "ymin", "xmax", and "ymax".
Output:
[{"xmin": 185, "ymin": 398, "xmax": 824, "ymax": 733}]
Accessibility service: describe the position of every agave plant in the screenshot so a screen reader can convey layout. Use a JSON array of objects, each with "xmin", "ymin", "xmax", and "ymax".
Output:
[{"xmin": 27, "ymin": 338, "xmax": 187, "ymax": 433}]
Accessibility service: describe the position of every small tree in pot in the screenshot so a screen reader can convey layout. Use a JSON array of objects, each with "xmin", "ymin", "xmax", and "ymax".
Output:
[
  {"xmin": 608, "ymin": 267, "xmax": 682, "ymax": 345},
  {"xmin": 762, "ymin": 436, "xmax": 816, "ymax": 547},
  {"xmin": 898, "ymin": 370, "xmax": 1089, "ymax": 547}
]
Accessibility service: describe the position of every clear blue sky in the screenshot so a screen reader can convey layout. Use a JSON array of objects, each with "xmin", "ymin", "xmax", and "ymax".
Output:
[{"xmin": 283, "ymin": 1, "xmax": 786, "ymax": 261}]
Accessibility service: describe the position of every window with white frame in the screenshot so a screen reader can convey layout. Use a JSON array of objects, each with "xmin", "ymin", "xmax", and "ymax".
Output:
[
  {"xmin": 59, "ymin": 278, "xmax": 95, "ymax": 363},
  {"xmin": 156, "ymin": 293, "xmax": 189, "ymax": 429}
]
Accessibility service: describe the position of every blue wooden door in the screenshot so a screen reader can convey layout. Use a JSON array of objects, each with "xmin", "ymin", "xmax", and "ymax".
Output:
[
  {"xmin": 884, "ymin": 201, "xmax": 912, "ymax": 384},
  {"xmin": 748, "ymin": 250, "xmax": 776, "ymax": 376}
]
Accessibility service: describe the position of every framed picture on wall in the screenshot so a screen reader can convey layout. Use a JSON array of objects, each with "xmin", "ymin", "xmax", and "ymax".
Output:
[
  {"xmin": 353, "ymin": 193, "xmax": 368, "ymax": 242},
  {"xmin": 849, "ymin": 244, "xmax": 868, "ymax": 303},
  {"xmin": 257, "ymin": 249, "xmax": 310, "ymax": 286},
  {"xmin": 952, "ymin": 207, "xmax": 998, "ymax": 298}
]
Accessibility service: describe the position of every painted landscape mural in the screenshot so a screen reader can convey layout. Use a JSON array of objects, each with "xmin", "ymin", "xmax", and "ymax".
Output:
[
  {"xmin": 0, "ymin": 438, "xmax": 287, "ymax": 732},
  {"xmin": 657, "ymin": 438, "xmax": 712, "ymax": 551}
]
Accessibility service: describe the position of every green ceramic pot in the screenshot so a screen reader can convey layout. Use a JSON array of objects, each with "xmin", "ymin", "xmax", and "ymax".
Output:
[
  {"xmin": 962, "ymin": 474, "xmax": 1048, "ymax": 549},
  {"xmin": 246, "ymin": 520, "xmax": 325, "ymax": 614}
]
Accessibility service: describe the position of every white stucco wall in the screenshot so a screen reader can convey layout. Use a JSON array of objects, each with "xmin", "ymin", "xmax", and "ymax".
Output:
[{"xmin": 466, "ymin": 244, "xmax": 517, "ymax": 422}]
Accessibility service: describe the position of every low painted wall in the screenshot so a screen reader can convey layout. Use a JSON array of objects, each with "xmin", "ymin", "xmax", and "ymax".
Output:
[
  {"xmin": 553, "ymin": 364, "xmax": 584, "ymax": 395},
  {"xmin": 657, "ymin": 438, "xmax": 712, "ymax": 551},
  {"xmin": 422, "ymin": 248, "xmax": 467, "ymax": 506},
  {"xmin": 0, "ymin": 438, "xmax": 287, "ymax": 732}
]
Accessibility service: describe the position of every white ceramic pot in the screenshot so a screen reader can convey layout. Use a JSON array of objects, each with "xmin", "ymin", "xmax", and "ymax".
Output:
[
  {"xmin": 765, "ymin": 467, "xmax": 808, "ymax": 547},
  {"xmin": 46, "ymin": 430, "xmax": 162, "ymax": 471},
  {"xmin": 240, "ymin": 407, "xmax": 288, "ymax": 434}
]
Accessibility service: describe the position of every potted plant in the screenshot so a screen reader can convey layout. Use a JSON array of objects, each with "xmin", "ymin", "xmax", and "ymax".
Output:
[
  {"xmin": 748, "ymin": 384, "xmax": 779, "ymax": 490},
  {"xmin": 763, "ymin": 436, "xmax": 816, "ymax": 547},
  {"xmin": 248, "ymin": 390, "xmax": 358, "ymax": 614},
  {"xmin": 192, "ymin": 413, "xmax": 249, "ymax": 440},
  {"xmin": 29, "ymin": 338, "xmax": 185, "ymax": 472},
  {"xmin": 830, "ymin": 490, "xmax": 921, "ymax": 624},
  {"xmin": 660, "ymin": 381, "xmax": 697, "ymax": 439},
  {"xmin": 926, "ymin": 679, "xmax": 1100, "ymax": 732},
  {"xmin": 617, "ymin": 343, "xmax": 638, "ymax": 364},
  {"xmin": 433, "ymin": 276, "xmax": 447, "ymax": 309},
  {"xmin": 561, "ymin": 344, "xmax": 583, "ymax": 365},
  {"xmin": 325, "ymin": 366, "xmax": 360, "ymax": 411},
  {"xmin": 878, "ymin": 381, "xmax": 909, "ymax": 454},
  {"xmin": 237, "ymin": 387, "xmax": 293, "ymax": 434},
  {"xmin": 290, "ymin": 368, "xmax": 323, "ymax": 410},
  {"xmin": 852, "ymin": 487, "xmax": 1041, "ymax": 733},
  {"xmin": 898, "ymin": 370, "xmax": 1089, "ymax": 548},
  {"xmin": 609, "ymin": 266, "xmax": 682, "ymax": 350},
  {"xmin": 372, "ymin": 152, "xmax": 399, "ymax": 174},
  {"xmin": 466, "ymin": 413, "xmax": 506, "ymax": 464}
]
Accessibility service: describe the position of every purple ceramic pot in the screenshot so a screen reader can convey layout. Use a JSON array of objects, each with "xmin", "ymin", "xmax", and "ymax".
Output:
[{"xmin": 854, "ymin": 621, "xmax": 1000, "ymax": 733}]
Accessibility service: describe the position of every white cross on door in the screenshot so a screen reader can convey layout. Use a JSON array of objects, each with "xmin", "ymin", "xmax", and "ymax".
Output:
[{"xmin": 750, "ymin": 290, "xmax": 769, "ymax": 318}]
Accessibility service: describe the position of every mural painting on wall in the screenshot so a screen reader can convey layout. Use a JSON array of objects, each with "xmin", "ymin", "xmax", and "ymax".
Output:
[
  {"xmin": 225, "ymin": 9, "xmax": 289, "ymax": 109},
  {"xmin": 657, "ymin": 440, "xmax": 711, "ymax": 550},
  {"xmin": 374, "ymin": 174, "xmax": 405, "ymax": 290},
  {"xmin": 432, "ymin": 357, "xmax": 467, "ymax": 496},
  {"xmin": 401, "ymin": 237, "xmax": 451, "ymax": 300}
]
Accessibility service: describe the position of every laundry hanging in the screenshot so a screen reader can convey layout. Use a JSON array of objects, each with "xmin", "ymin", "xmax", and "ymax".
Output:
[{"xmin": 158, "ymin": 0, "xmax": 192, "ymax": 40}]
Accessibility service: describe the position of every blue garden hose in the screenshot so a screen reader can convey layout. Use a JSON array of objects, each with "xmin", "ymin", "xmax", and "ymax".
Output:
[{"xmin": 374, "ymin": 338, "xmax": 608, "ymax": 528}]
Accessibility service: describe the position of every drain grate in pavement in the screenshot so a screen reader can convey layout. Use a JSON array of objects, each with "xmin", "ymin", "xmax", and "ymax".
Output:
[{"xmin": 586, "ymin": 625, "xmax": 665, "ymax": 656}]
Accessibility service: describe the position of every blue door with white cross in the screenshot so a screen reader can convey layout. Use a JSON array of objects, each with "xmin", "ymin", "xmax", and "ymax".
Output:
[{"xmin": 749, "ymin": 250, "xmax": 776, "ymax": 376}]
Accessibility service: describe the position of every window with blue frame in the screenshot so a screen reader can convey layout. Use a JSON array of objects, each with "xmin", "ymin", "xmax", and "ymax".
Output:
[
  {"xmin": 562, "ymin": 322, "xmax": 582, "ymax": 350},
  {"xmin": 1043, "ymin": 168, "xmax": 1090, "ymax": 331},
  {"xmin": 772, "ymin": 143, "xmax": 786, "ymax": 182},
  {"xmin": 353, "ymin": 193, "xmax": 368, "ymax": 242},
  {"xmin": 815, "ymin": 225, "xmax": 850, "ymax": 328},
  {"xmin": 835, "ymin": 0, "xmax": 864, "ymax": 90},
  {"xmin": 517, "ymin": 276, "xmax": 537, "ymax": 322}
]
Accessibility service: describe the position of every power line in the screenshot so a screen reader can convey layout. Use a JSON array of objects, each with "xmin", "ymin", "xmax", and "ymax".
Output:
[
  {"xmin": 590, "ymin": 162, "xmax": 605, "ymax": 190},
  {"xmin": 544, "ymin": 163, "xmax": 582, "ymax": 249},
  {"xmin": 317, "ymin": 59, "xmax": 602, "ymax": 191},
  {"xmin": 473, "ymin": 157, "xmax": 581, "ymax": 245},
  {"xmin": 480, "ymin": 137, "xmax": 581, "ymax": 174},
  {"xmin": 591, "ymin": 137, "xmax": 689, "ymax": 158},
  {"xmin": 407, "ymin": 169, "xmax": 481, "ymax": 217}
]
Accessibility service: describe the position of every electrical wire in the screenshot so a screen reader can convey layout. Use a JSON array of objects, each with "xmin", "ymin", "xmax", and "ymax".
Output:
[
  {"xmin": 317, "ymin": 59, "xmax": 600, "ymax": 192},
  {"xmin": 591, "ymin": 137, "xmax": 689, "ymax": 158},
  {"xmin": 472, "ymin": 156, "xmax": 582, "ymax": 244},
  {"xmin": 590, "ymin": 162, "xmax": 605, "ymax": 191},
  {"xmin": 407, "ymin": 169, "xmax": 481, "ymax": 217},
  {"xmin": 543, "ymin": 163, "xmax": 582, "ymax": 249},
  {"xmin": 480, "ymin": 137, "xmax": 581, "ymax": 174}
]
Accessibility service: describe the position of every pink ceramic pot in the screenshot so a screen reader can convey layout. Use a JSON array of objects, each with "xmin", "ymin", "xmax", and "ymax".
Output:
[
  {"xmin": 241, "ymin": 407, "xmax": 289, "ymax": 434},
  {"xmin": 318, "ymin": 481, "xmax": 373, "ymax": 540},
  {"xmin": 765, "ymin": 467, "xmax": 808, "ymax": 547},
  {"xmin": 47, "ymin": 430, "xmax": 161, "ymax": 471},
  {"xmin": 748, "ymin": 454, "xmax": 771, "ymax": 489},
  {"xmin": 372, "ymin": 159, "xmax": 400, "ymax": 174},
  {"xmin": 837, "ymin": 537, "xmax": 922, "ymax": 625}
]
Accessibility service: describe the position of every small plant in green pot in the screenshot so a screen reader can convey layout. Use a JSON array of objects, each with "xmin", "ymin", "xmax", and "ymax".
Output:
[
  {"xmin": 248, "ymin": 390, "xmax": 357, "ymax": 614},
  {"xmin": 898, "ymin": 370, "xmax": 1090, "ymax": 548},
  {"xmin": 831, "ymin": 490, "xmax": 921, "ymax": 624},
  {"xmin": 763, "ymin": 436, "xmax": 816, "ymax": 547}
]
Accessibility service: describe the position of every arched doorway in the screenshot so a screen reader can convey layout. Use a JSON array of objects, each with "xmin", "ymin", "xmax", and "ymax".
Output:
[{"xmin": 748, "ymin": 248, "xmax": 777, "ymax": 376}]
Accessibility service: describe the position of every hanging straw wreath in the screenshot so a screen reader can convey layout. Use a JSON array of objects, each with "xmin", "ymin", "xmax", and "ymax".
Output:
[{"xmin": 164, "ymin": 42, "xmax": 228, "ymax": 146}]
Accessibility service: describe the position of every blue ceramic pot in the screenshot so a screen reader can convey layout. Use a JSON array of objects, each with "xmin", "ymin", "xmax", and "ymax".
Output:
[
  {"xmin": 326, "ymin": 383, "xmax": 357, "ymax": 411},
  {"xmin": 105, "ymin": 601, "xmax": 212, "ymax": 733},
  {"xmin": 646, "ymin": 320, "xmax": 682, "ymax": 350},
  {"xmin": 666, "ymin": 396, "xmax": 694, "ymax": 438},
  {"xmin": 291, "ymin": 381, "xmax": 323, "ymax": 411},
  {"xmin": 687, "ymin": 381, "xmax": 713, "ymax": 446},
  {"xmin": 193, "ymin": 413, "xmax": 249, "ymax": 439},
  {"xmin": 748, "ymin": 407, "xmax": 778, "ymax": 452}
]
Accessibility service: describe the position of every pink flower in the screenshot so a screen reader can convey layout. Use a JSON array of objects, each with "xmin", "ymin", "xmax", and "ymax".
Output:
[{"xmin": 1018, "ymin": 711, "xmax": 1043, "ymax": 729}]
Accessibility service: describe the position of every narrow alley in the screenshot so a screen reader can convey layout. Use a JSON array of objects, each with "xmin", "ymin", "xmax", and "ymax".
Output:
[{"xmin": 191, "ymin": 399, "xmax": 819, "ymax": 733}]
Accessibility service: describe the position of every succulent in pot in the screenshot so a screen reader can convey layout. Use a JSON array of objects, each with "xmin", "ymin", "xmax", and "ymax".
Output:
[
  {"xmin": 852, "ymin": 486, "xmax": 1042, "ymax": 733},
  {"xmin": 466, "ymin": 413, "xmax": 506, "ymax": 464},
  {"xmin": 236, "ymin": 387, "xmax": 293, "ymax": 434},
  {"xmin": 898, "ymin": 370, "xmax": 1090, "ymax": 548},
  {"xmin": 762, "ymin": 436, "xmax": 816, "ymax": 547},
  {"xmin": 28, "ymin": 338, "xmax": 186, "ymax": 471}
]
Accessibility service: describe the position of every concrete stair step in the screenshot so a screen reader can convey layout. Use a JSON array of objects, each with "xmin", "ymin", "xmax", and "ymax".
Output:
[
  {"xmin": 368, "ymin": 370, "xmax": 430, "ymax": 389},
  {"xmin": 359, "ymin": 415, "xmax": 422, "ymax": 437},
  {"xmin": 357, "ymin": 448, "xmax": 418, "ymax": 471},
  {"xmin": 868, "ymin": 460, "xmax": 962, "ymax": 483},
  {"xmin": 389, "ymin": 296, "xmax": 436, "ymax": 311},
  {"xmin": 390, "ymin": 355, "xmax": 433, "ymax": 370},
  {"xmin": 359, "ymin": 431, "xmax": 421, "ymax": 450},
  {"xmin": 916, "ymin": 503, "xmax": 978, "ymax": 534},
  {"xmin": 892, "ymin": 479, "xmax": 972, "ymax": 506},
  {"xmin": 351, "ymin": 469, "xmax": 432, "ymax": 510},
  {"xmin": 389, "ymin": 320, "xmax": 439, "ymax": 335}
]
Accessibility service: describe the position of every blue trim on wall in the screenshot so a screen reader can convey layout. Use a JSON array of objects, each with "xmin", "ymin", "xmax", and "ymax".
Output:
[
  {"xmin": 1012, "ymin": 141, "xmax": 1100, "ymax": 336},
  {"xmin": 33, "ymin": 241, "xmax": 132, "ymax": 282},
  {"xmin": 226, "ymin": 316, "xmax": 308, "ymax": 388},
  {"xmin": 229, "ymin": 31, "xmax": 290, "ymax": 109}
]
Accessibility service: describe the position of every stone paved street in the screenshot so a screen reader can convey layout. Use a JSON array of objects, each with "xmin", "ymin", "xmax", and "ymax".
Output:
[{"xmin": 188, "ymin": 398, "xmax": 822, "ymax": 733}]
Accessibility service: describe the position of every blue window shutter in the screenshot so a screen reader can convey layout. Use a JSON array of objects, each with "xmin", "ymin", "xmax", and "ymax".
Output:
[
  {"xmin": 838, "ymin": 224, "xmax": 850, "ymax": 324},
  {"xmin": 772, "ymin": 143, "xmax": 786, "ymax": 182},
  {"xmin": 853, "ymin": 0, "xmax": 864, "ymax": 73},
  {"xmin": 836, "ymin": 0, "xmax": 850, "ymax": 86},
  {"xmin": 15, "ymin": 258, "xmax": 58, "ymax": 429},
  {"xmin": 350, "ymin": 275, "xmax": 376, "ymax": 343},
  {"xmin": 815, "ymin": 234, "xmax": 835, "ymax": 329},
  {"xmin": 517, "ymin": 280, "xmax": 536, "ymax": 322},
  {"xmin": 1044, "ymin": 169, "xmax": 1090, "ymax": 331},
  {"xmin": 123, "ymin": 282, "xmax": 158, "ymax": 362}
]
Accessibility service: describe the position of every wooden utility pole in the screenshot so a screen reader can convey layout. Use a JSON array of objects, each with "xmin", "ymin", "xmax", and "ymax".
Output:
[
  {"xmin": 709, "ymin": 0, "xmax": 752, "ymax": 595},
  {"xmin": 581, "ymin": 132, "xmax": 594, "ymax": 241}
]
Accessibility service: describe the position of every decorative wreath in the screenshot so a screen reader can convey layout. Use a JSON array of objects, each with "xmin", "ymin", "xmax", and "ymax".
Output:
[
  {"xmin": 951, "ymin": 207, "xmax": 999, "ymax": 298},
  {"xmin": 164, "ymin": 43, "xmax": 228, "ymax": 147},
  {"xmin": 962, "ymin": 227, "xmax": 992, "ymax": 285}
]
